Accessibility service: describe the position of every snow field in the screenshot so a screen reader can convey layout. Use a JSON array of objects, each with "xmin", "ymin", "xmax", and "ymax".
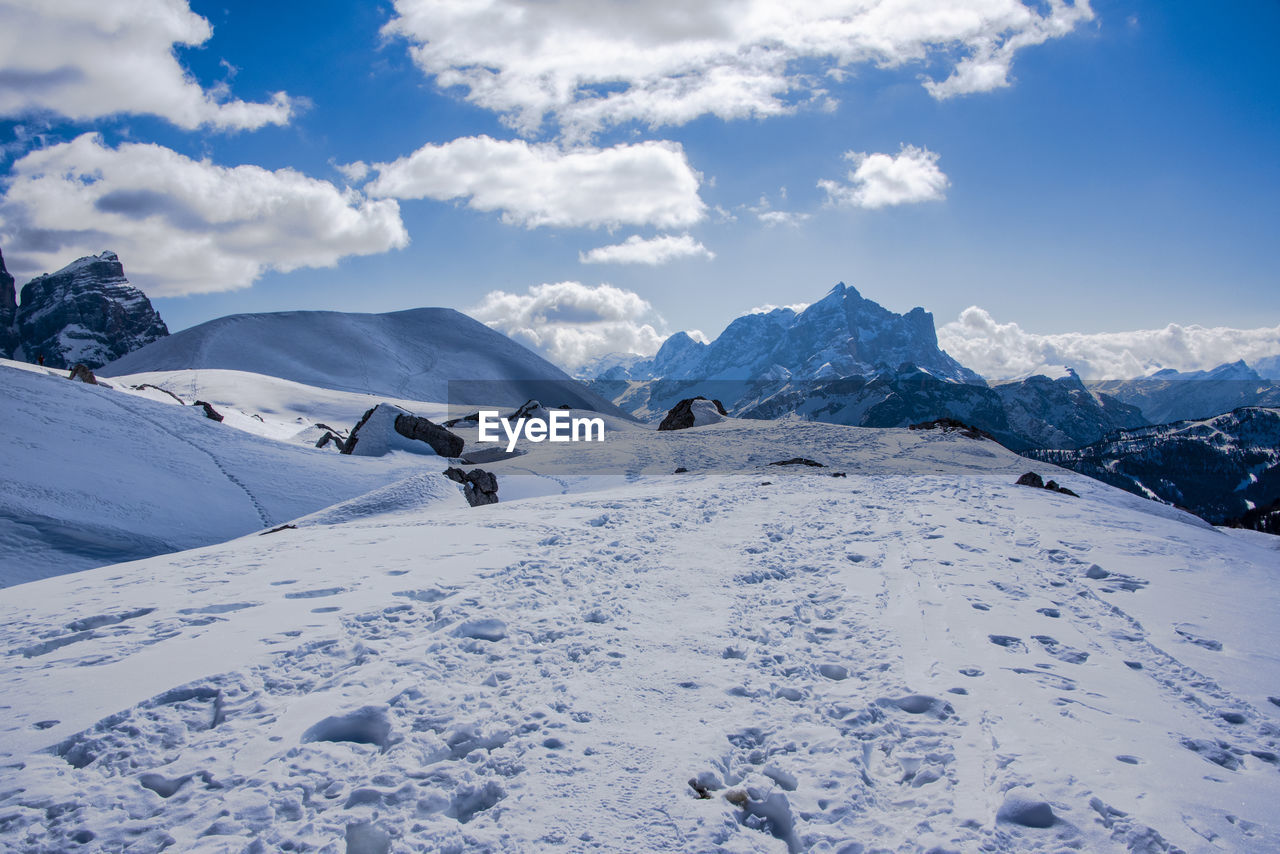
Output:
[{"xmin": 1, "ymin": 460, "xmax": 1278, "ymax": 851}]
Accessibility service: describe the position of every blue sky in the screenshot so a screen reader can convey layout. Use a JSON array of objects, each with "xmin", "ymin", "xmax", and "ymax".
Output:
[{"xmin": 1, "ymin": 0, "xmax": 1277, "ymax": 377}]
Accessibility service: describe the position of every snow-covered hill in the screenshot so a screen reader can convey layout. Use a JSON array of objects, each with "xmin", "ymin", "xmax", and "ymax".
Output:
[
  {"xmin": 2, "ymin": 401, "xmax": 1279, "ymax": 852},
  {"xmin": 99, "ymin": 307, "xmax": 626, "ymax": 415},
  {"xmin": 0, "ymin": 361, "xmax": 464, "ymax": 586}
]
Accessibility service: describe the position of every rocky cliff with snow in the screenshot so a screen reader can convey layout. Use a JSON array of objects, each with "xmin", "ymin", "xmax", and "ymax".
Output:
[
  {"xmin": 617, "ymin": 283, "xmax": 982, "ymax": 386},
  {"xmin": 0, "ymin": 250, "xmax": 168, "ymax": 369}
]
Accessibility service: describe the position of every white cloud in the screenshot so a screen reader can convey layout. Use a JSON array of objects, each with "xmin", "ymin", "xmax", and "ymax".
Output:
[
  {"xmin": 579, "ymin": 233, "xmax": 713, "ymax": 265},
  {"xmin": 747, "ymin": 194, "xmax": 810, "ymax": 227},
  {"xmin": 0, "ymin": 0, "xmax": 294, "ymax": 130},
  {"xmin": 366, "ymin": 136, "xmax": 705, "ymax": 230},
  {"xmin": 938, "ymin": 306, "xmax": 1280, "ymax": 380},
  {"xmin": 819, "ymin": 145, "xmax": 949, "ymax": 209},
  {"xmin": 335, "ymin": 160, "xmax": 370, "ymax": 184},
  {"xmin": 471, "ymin": 281, "xmax": 668, "ymax": 370},
  {"xmin": 0, "ymin": 133, "xmax": 408, "ymax": 296},
  {"xmin": 383, "ymin": 0, "xmax": 1092, "ymax": 138}
]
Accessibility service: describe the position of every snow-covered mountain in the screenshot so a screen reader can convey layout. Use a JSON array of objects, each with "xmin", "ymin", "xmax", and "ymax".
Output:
[
  {"xmin": 1253, "ymin": 354, "xmax": 1280, "ymax": 381},
  {"xmin": 609, "ymin": 283, "xmax": 981, "ymax": 386},
  {"xmin": 101, "ymin": 307, "xmax": 626, "ymax": 415},
  {"xmin": 1028, "ymin": 406, "xmax": 1280, "ymax": 524},
  {"xmin": 588, "ymin": 286, "xmax": 1142, "ymax": 450},
  {"xmin": 994, "ymin": 370, "xmax": 1146, "ymax": 450},
  {"xmin": 2, "ymin": 398, "xmax": 1279, "ymax": 851},
  {"xmin": 0, "ymin": 250, "xmax": 168, "ymax": 368},
  {"xmin": 1091, "ymin": 361, "xmax": 1280, "ymax": 424}
]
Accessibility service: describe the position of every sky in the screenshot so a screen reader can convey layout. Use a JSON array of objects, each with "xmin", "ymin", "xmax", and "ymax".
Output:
[{"xmin": 1, "ymin": 0, "xmax": 1277, "ymax": 378}]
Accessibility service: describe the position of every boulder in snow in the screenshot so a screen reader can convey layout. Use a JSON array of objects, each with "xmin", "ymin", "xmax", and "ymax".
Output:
[
  {"xmin": 1015, "ymin": 471, "xmax": 1078, "ymax": 497},
  {"xmin": 658, "ymin": 396, "xmax": 728, "ymax": 431},
  {"xmin": 67, "ymin": 364, "xmax": 98, "ymax": 385},
  {"xmin": 445, "ymin": 467, "xmax": 499, "ymax": 507},
  {"xmin": 193, "ymin": 400, "xmax": 224, "ymax": 422},
  {"xmin": 343, "ymin": 404, "xmax": 464, "ymax": 458},
  {"xmin": 769, "ymin": 457, "xmax": 825, "ymax": 468}
]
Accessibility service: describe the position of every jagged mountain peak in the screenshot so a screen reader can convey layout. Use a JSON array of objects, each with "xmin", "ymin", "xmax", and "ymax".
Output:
[{"xmin": 2, "ymin": 248, "xmax": 168, "ymax": 369}]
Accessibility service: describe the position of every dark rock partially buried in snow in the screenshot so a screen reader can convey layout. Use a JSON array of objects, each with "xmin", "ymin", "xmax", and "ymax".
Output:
[
  {"xmin": 193, "ymin": 400, "xmax": 224, "ymax": 422},
  {"xmin": 445, "ymin": 467, "xmax": 499, "ymax": 507},
  {"xmin": 770, "ymin": 457, "xmax": 825, "ymax": 468},
  {"xmin": 658, "ymin": 396, "xmax": 728, "ymax": 431},
  {"xmin": 394, "ymin": 413, "xmax": 464, "ymax": 457},
  {"xmin": 343, "ymin": 403, "xmax": 464, "ymax": 458},
  {"xmin": 1015, "ymin": 472, "xmax": 1078, "ymax": 497},
  {"xmin": 67, "ymin": 364, "xmax": 98, "ymax": 385},
  {"xmin": 909, "ymin": 417, "xmax": 995, "ymax": 441}
]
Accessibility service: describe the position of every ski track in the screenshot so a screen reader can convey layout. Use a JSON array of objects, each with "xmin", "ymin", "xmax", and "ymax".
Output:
[
  {"xmin": 0, "ymin": 474, "xmax": 1278, "ymax": 852},
  {"xmin": 95, "ymin": 390, "xmax": 275, "ymax": 529}
]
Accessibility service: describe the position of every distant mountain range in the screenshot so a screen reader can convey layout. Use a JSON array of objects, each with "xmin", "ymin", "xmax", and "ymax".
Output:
[
  {"xmin": 1028, "ymin": 407, "xmax": 1280, "ymax": 525},
  {"xmin": 101, "ymin": 306, "xmax": 628, "ymax": 414},
  {"xmin": 1090, "ymin": 361, "xmax": 1280, "ymax": 424},
  {"xmin": 0, "ymin": 249, "xmax": 168, "ymax": 369},
  {"xmin": 586, "ymin": 284, "xmax": 1150, "ymax": 451}
]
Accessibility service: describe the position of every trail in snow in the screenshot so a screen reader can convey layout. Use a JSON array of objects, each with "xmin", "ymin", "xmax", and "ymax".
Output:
[{"xmin": 1, "ymin": 464, "xmax": 1277, "ymax": 852}]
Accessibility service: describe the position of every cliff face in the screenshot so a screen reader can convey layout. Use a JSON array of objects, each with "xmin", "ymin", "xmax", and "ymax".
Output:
[
  {"xmin": 0, "ymin": 249, "xmax": 18, "ymax": 358},
  {"xmin": 2, "ymin": 250, "xmax": 168, "ymax": 368}
]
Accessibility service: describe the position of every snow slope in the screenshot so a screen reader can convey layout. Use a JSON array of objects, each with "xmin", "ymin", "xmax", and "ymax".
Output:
[
  {"xmin": 2, "ymin": 415, "xmax": 1278, "ymax": 852},
  {"xmin": 98, "ymin": 308, "xmax": 627, "ymax": 415},
  {"xmin": 0, "ymin": 361, "xmax": 464, "ymax": 586}
]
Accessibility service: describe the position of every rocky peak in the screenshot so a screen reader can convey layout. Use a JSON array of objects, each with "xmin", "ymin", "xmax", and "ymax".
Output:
[
  {"xmin": 10, "ymin": 250, "xmax": 168, "ymax": 369},
  {"xmin": 0, "ymin": 248, "xmax": 15, "ymax": 313},
  {"xmin": 0, "ymin": 249, "xmax": 17, "ymax": 357}
]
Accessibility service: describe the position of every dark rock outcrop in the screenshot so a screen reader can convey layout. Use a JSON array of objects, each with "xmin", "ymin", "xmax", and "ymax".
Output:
[
  {"xmin": 909, "ymin": 418, "xmax": 994, "ymax": 441},
  {"xmin": 194, "ymin": 401, "xmax": 224, "ymax": 422},
  {"xmin": 1015, "ymin": 472, "xmax": 1077, "ymax": 497},
  {"xmin": 770, "ymin": 458, "xmax": 825, "ymax": 467},
  {"xmin": 445, "ymin": 467, "xmax": 499, "ymax": 507},
  {"xmin": 315, "ymin": 432, "xmax": 346, "ymax": 451},
  {"xmin": 67, "ymin": 364, "xmax": 98, "ymax": 384},
  {"xmin": 343, "ymin": 403, "xmax": 464, "ymax": 458},
  {"xmin": 0, "ymin": 248, "xmax": 17, "ymax": 358},
  {"xmin": 4, "ymin": 251, "xmax": 168, "ymax": 368},
  {"xmin": 658, "ymin": 397, "xmax": 728, "ymax": 431},
  {"xmin": 394, "ymin": 413, "xmax": 464, "ymax": 457}
]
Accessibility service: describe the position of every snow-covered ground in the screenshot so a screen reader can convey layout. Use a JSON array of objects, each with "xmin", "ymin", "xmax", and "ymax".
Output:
[
  {"xmin": 2, "ymin": 397, "xmax": 1278, "ymax": 852},
  {"xmin": 0, "ymin": 362, "xmax": 453, "ymax": 586}
]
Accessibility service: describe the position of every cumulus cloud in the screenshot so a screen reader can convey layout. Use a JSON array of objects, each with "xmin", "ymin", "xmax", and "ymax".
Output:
[
  {"xmin": 383, "ymin": 0, "xmax": 1092, "ymax": 138},
  {"xmin": 579, "ymin": 233, "xmax": 713, "ymax": 265},
  {"xmin": 819, "ymin": 145, "xmax": 949, "ymax": 209},
  {"xmin": 0, "ymin": 0, "xmax": 294, "ymax": 129},
  {"xmin": 470, "ymin": 281, "xmax": 669, "ymax": 369},
  {"xmin": 366, "ymin": 136, "xmax": 705, "ymax": 230},
  {"xmin": 938, "ymin": 306, "xmax": 1280, "ymax": 380},
  {"xmin": 0, "ymin": 133, "xmax": 408, "ymax": 296}
]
